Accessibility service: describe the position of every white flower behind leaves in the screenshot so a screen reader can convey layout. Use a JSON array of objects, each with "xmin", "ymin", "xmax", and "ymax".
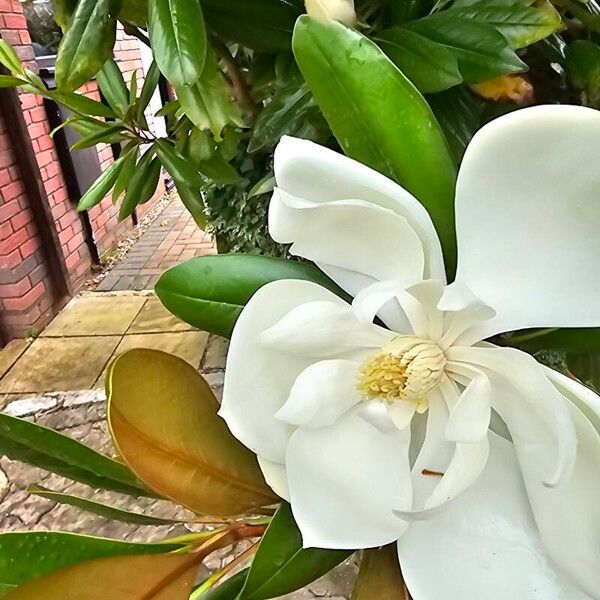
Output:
[
  {"xmin": 220, "ymin": 105, "xmax": 600, "ymax": 600},
  {"xmin": 305, "ymin": 0, "xmax": 357, "ymax": 27}
]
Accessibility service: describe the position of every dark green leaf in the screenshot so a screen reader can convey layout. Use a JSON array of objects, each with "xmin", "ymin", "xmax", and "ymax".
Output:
[
  {"xmin": 249, "ymin": 77, "xmax": 329, "ymax": 152},
  {"xmin": 293, "ymin": 16, "xmax": 458, "ymax": 275},
  {"xmin": 155, "ymin": 254, "xmax": 348, "ymax": 338},
  {"xmin": 443, "ymin": 1, "xmax": 562, "ymax": 49},
  {"xmin": 566, "ymin": 40, "xmax": 600, "ymax": 107},
  {"xmin": 175, "ymin": 46, "xmax": 244, "ymax": 141},
  {"xmin": 0, "ymin": 75, "xmax": 27, "ymax": 88},
  {"xmin": 0, "ymin": 40, "xmax": 24, "ymax": 75},
  {"xmin": 55, "ymin": 0, "xmax": 120, "ymax": 92},
  {"xmin": 97, "ymin": 59, "xmax": 130, "ymax": 117},
  {"xmin": 427, "ymin": 85, "xmax": 484, "ymax": 161},
  {"xmin": 0, "ymin": 412, "xmax": 152, "ymax": 497},
  {"xmin": 512, "ymin": 328, "xmax": 600, "ymax": 353},
  {"xmin": 239, "ymin": 503, "xmax": 352, "ymax": 600},
  {"xmin": 52, "ymin": 91, "xmax": 117, "ymax": 118},
  {"xmin": 567, "ymin": 352, "xmax": 600, "ymax": 393},
  {"xmin": 112, "ymin": 146, "xmax": 139, "ymax": 202},
  {"xmin": 196, "ymin": 569, "xmax": 249, "ymax": 599},
  {"xmin": 137, "ymin": 60, "xmax": 161, "ymax": 119},
  {"xmin": 197, "ymin": 154, "xmax": 240, "ymax": 186},
  {"xmin": 202, "ymin": 0, "xmax": 303, "ymax": 53},
  {"xmin": 77, "ymin": 156, "xmax": 124, "ymax": 211},
  {"xmin": 174, "ymin": 182, "xmax": 207, "ymax": 228},
  {"xmin": 155, "ymin": 139, "xmax": 204, "ymax": 188},
  {"xmin": 148, "ymin": 0, "xmax": 207, "ymax": 86},
  {"xmin": 119, "ymin": 0, "xmax": 148, "ymax": 26},
  {"xmin": 70, "ymin": 123, "xmax": 126, "ymax": 150},
  {"xmin": 54, "ymin": 0, "xmax": 78, "ymax": 31},
  {"xmin": 0, "ymin": 531, "xmax": 183, "ymax": 596},
  {"xmin": 119, "ymin": 149, "xmax": 160, "ymax": 219},
  {"xmin": 376, "ymin": 28, "xmax": 462, "ymax": 93},
  {"xmin": 27, "ymin": 485, "xmax": 184, "ymax": 526},
  {"xmin": 405, "ymin": 15, "xmax": 527, "ymax": 83}
]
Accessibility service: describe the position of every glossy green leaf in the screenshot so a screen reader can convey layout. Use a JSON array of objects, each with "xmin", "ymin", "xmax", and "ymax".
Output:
[
  {"xmin": 351, "ymin": 544, "xmax": 406, "ymax": 600},
  {"xmin": 175, "ymin": 182, "xmax": 207, "ymax": 228},
  {"xmin": 119, "ymin": 0, "xmax": 148, "ymax": 26},
  {"xmin": 427, "ymin": 85, "xmax": 484, "ymax": 161},
  {"xmin": 97, "ymin": 59, "xmax": 130, "ymax": 117},
  {"xmin": 155, "ymin": 139, "xmax": 204, "ymax": 188},
  {"xmin": 0, "ymin": 531, "xmax": 183, "ymax": 596},
  {"xmin": 197, "ymin": 155, "xmax": 240, "ymax": 185},
  {"xmin": 0, "ymin": 75, "xmax": 27, "ymax": 88},
  {"xmin": 70, "ymin": 123, "xmax": 126, "ymax": 150},
  {"xmin": 0, "ymin": 40, "xmax": 25, "ymax": 75},
  {"xmin": 119, "ymin": 149, "xmax": 158, "ymax": 220},
  {"xmin": 53, "ymin": 0, "xmax": 78, "ymax": 31},
  {"xmin": 443, "ymin": 1, "xmax": 562, "ymax": 49},
  {"xmin": 376, "ymin": 28, "xmax": 462, "ymax": 93},
  {"xmin": 77, "ymin": 156, "xmax": 124, "ymax": 211},
  {"xmin": 148, "ymin": 0, "xmax": 207, "ymax": 86},
  {"xmin": 175, "ymin": 46, "xmax": 244, "ymax": 141},
  {"xmin": 249, "ymin": 76, "xmax": 329, "ymax": 152},
  {"xmin": 27, "ymin": 485, "xmax": 184, "ymax": 526},
  {"xmin": 137, "ymin": 60, "xmax": 161, "ymax": 120},
  {"xmin": 192, "ymin": 569, "xmax": 249, "ymax": 600},
  {"xmin": 293, "ymin": 16, "xmax": 458, "ymax": 275},
  {"xmin": 112, "ymin": 146, "xmax": 139, "ymax": 202},
  {"xmin": 202, "ymin": 0, "xmax": 303, "ymax": 53},
  {"xmin": 0, "ymin": 412, "xmax": 151, "ymax": 497},
  {"xmin": 107, "ymin": 349, "xmax": 277, "ymax": 517},
  {"xmin": 155, "ymin": 254, "xmax": 347, "ymax": 338},
  {"xmin": 51, "ymin": 91, "xmax": 117, "ymax": 118},
  {"xmin": 567, "ymin": 40, "xmax": 600, "ymax": 108},
  {"xmin": 513, "ymin": 328, "xmax": 600, "ymax": 353},
  {"xmin": 566, "ymin": 352, "xmax": 600, "ymax": 393},
  {"xmin": 239, "ymin": 503, "xmax": 352, "ymax": 600},
  {"xmin": 405, "ymin": 15, "xmax": 527, "ymax": 83},
  {"xmin": 55, "ymin": 0, "xmax": 120, "ymax": 92}
]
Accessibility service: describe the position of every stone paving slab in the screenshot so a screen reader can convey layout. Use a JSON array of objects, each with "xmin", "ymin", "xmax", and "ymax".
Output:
[
  {"xmin": 0, "ymin": 339, "xmax": 30, "ymax": 379},
  {"xmin": 0, "ymin": 336, "xmax": 121, "ymax": 395},
  {"xmin": 127, "ymin": 296, "xmax": 195, "ymax": 334}
]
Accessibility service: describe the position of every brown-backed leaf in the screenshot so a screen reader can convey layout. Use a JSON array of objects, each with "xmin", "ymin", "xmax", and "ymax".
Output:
[
  {"xmin": 4, "ymin": 552, "xmax": 197, "ymax": 600},
  {"xmin": 107, "ymin": 349, "xmax": 277, "ymax": 517},
  {"xmin": 352, "ymin": 544, "xmax": 410, "ymax": 600}
]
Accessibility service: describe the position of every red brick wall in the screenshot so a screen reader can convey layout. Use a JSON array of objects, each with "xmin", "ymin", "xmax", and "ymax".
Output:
[{"xmin": 0, "ymin": 2, "xmax": 165, "ymax": 343}]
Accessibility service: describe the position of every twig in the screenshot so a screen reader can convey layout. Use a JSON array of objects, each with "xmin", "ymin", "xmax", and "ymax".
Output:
[
  {"xmin": 122, "ymin": 22, "xmax": 151, "ymax": 47},
  {"xmin": 212, "ymin": 38, "xmax": 260, "ymax": 119}
]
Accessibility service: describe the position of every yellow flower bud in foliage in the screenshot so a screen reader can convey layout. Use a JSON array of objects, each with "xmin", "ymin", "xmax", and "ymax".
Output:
[
  {"xmin": 305, "ymin": 0, "xmax": 357, "ymax": 27},
  {"xmin": 471, "ymin": 74, "xmax": 535, "ymax": 105}
]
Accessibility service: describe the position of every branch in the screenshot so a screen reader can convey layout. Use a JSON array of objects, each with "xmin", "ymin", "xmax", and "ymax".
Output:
[
  {"xmin": 212, "ymin": 38, "xmax": 260, "ymax": 119},
  {"xmin": 121, "ymin": 22, "xmax": 151, "ymax": 47}
]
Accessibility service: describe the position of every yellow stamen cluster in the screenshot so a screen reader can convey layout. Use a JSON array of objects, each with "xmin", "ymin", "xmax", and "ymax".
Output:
[{"xmin": 357, "ymin": 336, "xmax": 446, "ymax": 409}]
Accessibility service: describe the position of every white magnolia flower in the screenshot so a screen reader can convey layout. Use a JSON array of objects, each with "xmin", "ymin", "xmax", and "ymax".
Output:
[
  {"xmin": 220, "ymin": 105, "xmax": 600, "ymax": 599},
  {"xmin": 305, "ymin": 0, "xmax": 356, "ymax": 27}
]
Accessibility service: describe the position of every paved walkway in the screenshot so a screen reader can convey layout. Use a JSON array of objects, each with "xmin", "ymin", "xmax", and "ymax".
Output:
[{"xmin": 96, "ymin": 199, "xmax": 216, "ymax": 292}]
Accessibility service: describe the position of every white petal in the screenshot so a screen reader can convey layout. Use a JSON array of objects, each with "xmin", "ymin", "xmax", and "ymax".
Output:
[
  {"xmin": 404, "ymin": 280, "xmax": 445, "ymax": 340},
  {"xmin": 286, "ymin": 407, "xmax": 411, "ymax": 549},
  {"xmin": 257, "ymin": 456, "xmax": 290, "ymax": 501},
  {"xmin": 511, "ymin": 370, "xmax": 600, "ymax": 598},
  {"xmin": 270, "ymin": 190, "xmax": 425, "ymax": 285},
  {"xmin": 273, "ymin": 136, "xmax": 446, "ymax": 282},
  {"xmin": 395, "ymin": 379, "xmax": 489, "ymax": 519},
  {"xmin": 445, "ymin": 369, "xmax": 493, "ymax": 443},
  {"xmin": 220, "ymin": 280, "xmax": 349, "ymax": 463},
  {"xmin": 275, "ymin": 360, "xmax": 362, "ymax": 429},
  {"xmin": 389, "ymin": 402, "xmax": 416, "ymax": 430},
  {"xmin": 398, "ymin": 433, "xmax": 592, "ymax": 600},
  {"xmin": 448, "ymin": 345, "xmax": 577, "ymax": 487},
  {"xmin": 455, "ymin": 105, "xmax": 600, "ymax": 336},
  {"xmin": 259, "ymin": 300, "xmax": 393, "ymax": 358}
]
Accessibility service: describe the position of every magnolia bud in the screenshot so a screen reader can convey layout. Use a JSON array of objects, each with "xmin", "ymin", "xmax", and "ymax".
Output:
[{"xmin": 305, "ymin": 0, "xmax": 357, "ymax": 27}]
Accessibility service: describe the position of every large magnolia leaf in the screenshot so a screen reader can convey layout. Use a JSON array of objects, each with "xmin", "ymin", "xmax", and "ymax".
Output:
[
  {"xmin": 293, "ymin": 16, "xmax": 458, "ymax": 275},
  {"xmin": 239, "ymin": 503, "xmax": 352, "ymax": 600},
  {"xmin": 0, "ymin": 531, "xmax": 183, "ymax": 597},
  {"xmin": 4, "ymin": 552, "xmax": 197, "ymax": 600},
  {"xmin": 155, "ymin": 254, "xmax": 347, "ymax": 339},
  {"xmin": 107, "ymin": 349, "xmax": 277, "ymax": 517},
  {"xmin": 352, "ymin": 545, "xmax": 407, "ymax": 600}
]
